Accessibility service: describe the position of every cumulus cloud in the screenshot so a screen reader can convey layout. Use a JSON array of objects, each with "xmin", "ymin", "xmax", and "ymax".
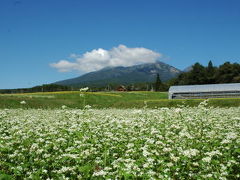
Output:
[
  {"xmin": 50, "ymin": 60, "xmax": 78, "ymax": 72},
  {"xmin": 50, "ymin": 45, "xmax": 162, "ymax": 73}
]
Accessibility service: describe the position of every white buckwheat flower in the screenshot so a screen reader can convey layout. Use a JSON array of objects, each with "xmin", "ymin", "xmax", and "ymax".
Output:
[{"xmin": 20, "ymin": 101, "xmax": 26, "ymax": 104}]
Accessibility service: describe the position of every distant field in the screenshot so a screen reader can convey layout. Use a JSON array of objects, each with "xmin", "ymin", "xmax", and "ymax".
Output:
[{"xmin": 0, "ymin": 91, "xmax": 240, "ymax": 109}]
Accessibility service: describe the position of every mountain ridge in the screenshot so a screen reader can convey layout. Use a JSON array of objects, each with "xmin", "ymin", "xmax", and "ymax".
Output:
[{"xmin": 55, "ymin": 61, "xmax": 181, "ymax": 87}]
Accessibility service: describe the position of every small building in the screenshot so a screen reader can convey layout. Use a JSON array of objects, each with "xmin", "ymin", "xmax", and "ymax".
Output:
[
  {"xmin": 116, "ymin": 85, "xmax": 127, "ymax": 91},
  {"xmin": 169, "ymin": 83, "xmax": 240, "ymax": 99}
]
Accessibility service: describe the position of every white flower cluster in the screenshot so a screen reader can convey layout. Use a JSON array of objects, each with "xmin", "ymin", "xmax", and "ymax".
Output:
[
  {"xmin": 79, "ymin": 87, "xmax": 89, "ymax": 92},
  {"xmin": 0, "ymin": 106, "xmax": 239, "ymax": 179},
  {"xmin": 20, "ymin": 100, "xmax": 26, "ymax": 104}
]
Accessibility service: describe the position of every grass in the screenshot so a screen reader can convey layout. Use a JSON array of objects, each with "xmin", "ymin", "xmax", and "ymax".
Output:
[{"xmin": 0, "ymin": 91, "xmax": 240, "ymax": 109}]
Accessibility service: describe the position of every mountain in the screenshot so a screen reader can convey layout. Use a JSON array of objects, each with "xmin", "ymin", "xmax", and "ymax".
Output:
[
  {"xmin": 183, "ymin": 65, "xmax": 193, "ymax": 72},
  {"xmin": 55, "ymin": 61, "xmax": 181, "ymax": 88}
]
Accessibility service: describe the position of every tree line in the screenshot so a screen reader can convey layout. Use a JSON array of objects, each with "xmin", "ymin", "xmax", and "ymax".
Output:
[
  {"xmin": 0, "ymin": 84, "xmax": 72, "ymax": 94},
  {"xmin": 170, "ymin": 61, "xmax": 240, "ymax": 86}
]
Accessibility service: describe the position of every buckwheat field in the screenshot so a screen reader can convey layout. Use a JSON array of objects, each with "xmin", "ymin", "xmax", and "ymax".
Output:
[{"xmin": 0, "ymin": 101, "xmax": 239, "ymax": 179}]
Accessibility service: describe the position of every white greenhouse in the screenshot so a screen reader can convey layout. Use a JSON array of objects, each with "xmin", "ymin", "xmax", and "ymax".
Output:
[{"xmin": 168, "ymin": 83, "xmax": 240, "ymax": 99}]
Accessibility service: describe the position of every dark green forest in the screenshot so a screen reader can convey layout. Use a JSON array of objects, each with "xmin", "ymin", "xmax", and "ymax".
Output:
[
  {"xmin": 0, "ymin": 84, "xmax": 71, "ymax": 94},
  {"xmin": 171, "ymin": 61, "xmax": 240, "ymax": 85}
]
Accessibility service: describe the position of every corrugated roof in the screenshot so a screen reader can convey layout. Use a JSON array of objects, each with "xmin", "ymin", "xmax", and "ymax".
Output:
[{"xmin": 169, "ymin": 83, "xmax": 240, "ymax": 93}]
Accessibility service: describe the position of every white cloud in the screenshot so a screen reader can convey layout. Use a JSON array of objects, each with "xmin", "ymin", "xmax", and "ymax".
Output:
[
  {"xmin": 50, "ymin": 60, "xmax": 78, "ymax": 72},
  {"xmin": 50, "ymin": 45, "xmax": 162, "ymax": 73}
]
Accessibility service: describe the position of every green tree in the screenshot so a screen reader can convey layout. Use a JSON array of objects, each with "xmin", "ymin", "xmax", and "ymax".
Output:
[
  {"xmin": 207, "ymin": 60, "xmax": 213, "ymax": 70},
  {"xmin": 215, "ymin": 62, "xmax": 240, "ymax": 83},
  {"xmin": 186, "ymin": 62, "xmax": 207, "ymax": 84},
  {"xmin": 155, "ymin": 73, "xmax": 162, "ymax": 91},
  {"xmin": 206, "ymin": 60, "xmax": 216, "ymax": 84}
]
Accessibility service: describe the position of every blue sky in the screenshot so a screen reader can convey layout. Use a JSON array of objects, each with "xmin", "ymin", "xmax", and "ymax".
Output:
[{"xmin": 0, "ymin": 0, "xmax": 240, "ymax": 89}]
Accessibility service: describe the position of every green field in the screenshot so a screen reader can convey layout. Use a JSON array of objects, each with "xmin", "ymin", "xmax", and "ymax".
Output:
[
  {"xmin": 1, "ymin": 92, "xmax": 240, "ymax": 179},
  {"xmin": 0, "ymin": 91, "xmax": 240, "ymax": 109}
]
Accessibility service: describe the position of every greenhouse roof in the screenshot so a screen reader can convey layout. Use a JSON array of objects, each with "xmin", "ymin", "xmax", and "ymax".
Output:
[{"xmin": 169, "ymin": 83, "xmax": 240, "ymax": 93}]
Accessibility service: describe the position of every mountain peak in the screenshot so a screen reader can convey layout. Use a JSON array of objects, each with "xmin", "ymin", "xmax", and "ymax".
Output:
[{"xmin": 55, "ymin": 61, "xmax": 181, "ymax": 87}]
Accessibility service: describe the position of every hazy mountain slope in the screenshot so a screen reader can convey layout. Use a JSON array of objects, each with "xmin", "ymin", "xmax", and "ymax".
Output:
[{"xmin": 55, "ymin": 61, "xmax": 181, "ymax": 87}]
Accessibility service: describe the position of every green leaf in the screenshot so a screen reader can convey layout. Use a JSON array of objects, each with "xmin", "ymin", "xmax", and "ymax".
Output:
[{"xmin": 0, "ymin": 174, "xmax": 13, "ymax": 180}]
